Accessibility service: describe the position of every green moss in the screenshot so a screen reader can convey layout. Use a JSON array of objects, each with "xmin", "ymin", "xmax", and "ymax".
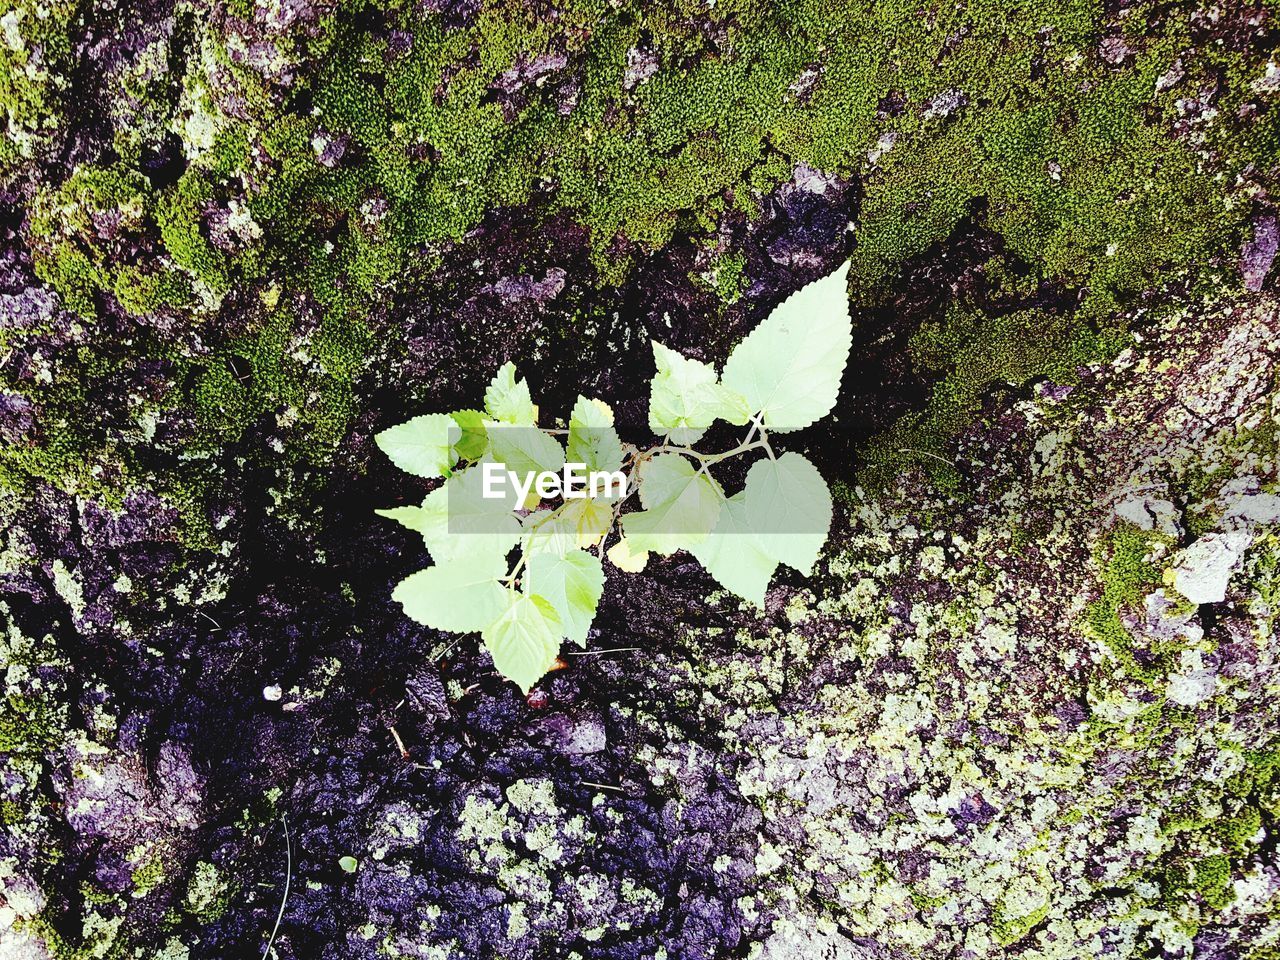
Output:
[
  {"xmin": 1227, "ymin": 746, "xmax": 1280, "ymax": 816},
  {"xmin": 1148, "ymin": 743, "xmax": 1276, "ymax": 920},
  {"xmin": 862, "ymin": 299, "xmax": 1125, "ymax": 487},
  {"xmin": 908, "ymin": 887, "xmax": 949, "ymax": 911},
  {"xmin": 0, "ymin": 798, "xmax": 23, "ymax": 825},
  {"xmin": 711, "ymin": 252, "xmax": 748, "ymax": 305},
  {"xmin": 1245, "ymin": 534, "xmax": 1280, "ymax": 666},
  {"xmin": 1082, "ymin": 524, "xmax": 1175, "ymax": 683},
  {"xmin": 183, "ymin": 861, "xmax": 234, "ymax": 923},
  {"xmin": 1191, "ymin": 854, "xmax": 1235, "ymax": 911},
  {"xmin": 208, "ymin": 0, "xmax": 1272, "ymax": 321},
  {"xmin": 27, "ymin": 165, "xmax": 150, "ymax": 317},
  {"xmin": 155, "ymin": 170, "xmax": 233, "ymax": 294},
  {"xmin": 130, "ymin": 856, "xmax": 167, "ymax": 898},
  {"xmin": 111, "ymin": 267, "xmax": 195, "ymax": 316},
  {"xmin": 24, "ymin": 163, "xmax": 203, "ymax": 321},
  {"xmin": 991, "ymin": 886, "xmax": 1052, "ymax": 946},
  {"xmin": 1219, "ymin": 806, "xmax": 1263, "ymax": 855},
  {"xmin": 5, "ymin": 0, "xmax": 1276, "ymax": 526},
  {"xmin": 0, "ymin": 694, "xmax": 59, "ymax": 754},
  {"xmin": 0, "ymin": 613, "xmax": 66, "ymax": 756},
  {"xmin": 0, "ymin": 0, "xmax": 83, "ymax": 183},
  {"xmin": 15, "ymin": 911, "xmax": 126, "ymax": 960}
]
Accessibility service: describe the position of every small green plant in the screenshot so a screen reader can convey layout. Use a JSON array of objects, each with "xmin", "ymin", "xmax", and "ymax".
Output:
[{"xmin": 376, "ymin": 263, "xmax": 852, "ymax": 692}]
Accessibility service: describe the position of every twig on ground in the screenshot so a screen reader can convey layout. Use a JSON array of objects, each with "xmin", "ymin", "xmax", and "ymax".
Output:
[
  {"xmin": 389, "ymin": 725, "xmax": 410, "ymax": 760},
  {"xmin": 196, "ymin": 611, "xmax": 223, "ymax": 631},
  {"xmin": 565, "ymin": 647, "xmax": 641, "ymax": 656},
  {"xmin": 261, "ymin": 816, "xmax": 292, "ymax": 960},
  {"xmin": 581, "ymin": 781, "xmax": 626, "ymax": 792},
  {"xmin": 429, "ymin": 634, "xmax": 465, "ymax": 662},
  {"xmin": 897, "ymin": 447, "xmax": 957, "ymax": 468}
]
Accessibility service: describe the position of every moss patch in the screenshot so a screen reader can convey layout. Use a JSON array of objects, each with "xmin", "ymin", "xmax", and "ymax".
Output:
[{"xmin": 4, "ymin": 0, "xmax": 1276, "ymax": 522}]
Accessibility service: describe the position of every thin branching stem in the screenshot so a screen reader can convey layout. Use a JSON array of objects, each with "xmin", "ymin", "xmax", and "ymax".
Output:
[
  {"xmin": 498, "ymin": 411, "xmax": 773, "ymax": 572},
  {"xmin": 261, "ymin": 816, "xmax": 292, "ymax": 960}
]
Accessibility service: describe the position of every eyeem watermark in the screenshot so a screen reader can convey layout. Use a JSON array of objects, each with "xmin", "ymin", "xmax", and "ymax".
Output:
[{"xmin": 482, "ymin": 461, "xmax": 627, "ymax": 502}]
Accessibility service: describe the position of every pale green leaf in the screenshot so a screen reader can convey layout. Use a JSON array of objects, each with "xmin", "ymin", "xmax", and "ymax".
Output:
[
  {"xmin": 559, "ymin": 496, "xmax": 615, "ymax": 549},
  {"xmin": 432, "ymin": 469, "xmax": 523, "ymax": 561},
  {"xmin": 708, "ymin": 383, "xmax": 753, "ymax": 426},
  {"xmin": 523, "ymin": 497, "xmax": 615, "ymax": 554},
  {"xmin": 376, "ymin": 492, "xmax": 501, "ymax": 563},
  {"xmin": 448, "ymin": 463, "xmax": 522, "ymax": 515},
  {"xmin": 743, "ymin": 452, "xmax": 833, "ymax": 574},
  {"xmin": 607, "ymin": 537, "xmax": 649, "ymax": 572},
  {"xmin": 721, "ymin": 262, "xmax": 852, "ymax": 432},
  {"xmin": 648, "ymin": 343, "xmax": 752, "ymax": 438},
  {"xmin": 484, "ymin": 362, "xmax": 536, "ymax": 426},
  {"xmin": 486, "ymin": 423, "xmax": 566, "ymax": 489},
  {"xmin": 482, "ymin": 593, "xmax": 562, "ymax": 693},
  {"xmin": 450, "ymin": 408, "xmax": 489, "ymax": 461},
  {"xmin": 648, "ymin": 342, "xmax": 720, "ymax": 443},
  {"xmin": 527, "ymin": 549, "xmax": 604, "ymax": 648},
  {"xmin": 375, "ymin": 413, "xmax": 458, "ymax": 478},
  {"xmin": 392, "ymin": 553, "xmax": 510, "ymax": 633},
  {"xmin": 635, "ymin": 454, "xmax": 718, "ymax": 512},
  {"xmin": 690, "ymin": 493, "xmax": 779, "ymax": 607},
  {"xmin": 378, "ymin": 468, "xmax": 520, "ymax": 571},
  {"xmin": 621, "ymin": 453, "xmax": 724, "ymax": 555},
  {"xmin": 375, "ymin": 502, "xmax": 442, "ymax": 540},
  {"xmin": 521, "ymin": 509, "xmax": 579, "ymax": 557},
  {"xmin": 567, "ymin": 395, "xmax": 625, "ymax": 476}
]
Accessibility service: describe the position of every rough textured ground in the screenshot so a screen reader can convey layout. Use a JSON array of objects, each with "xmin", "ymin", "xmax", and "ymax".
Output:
[{"xmin": 2, "ymin": 0, "xmax": 1280, "ymax": 958}]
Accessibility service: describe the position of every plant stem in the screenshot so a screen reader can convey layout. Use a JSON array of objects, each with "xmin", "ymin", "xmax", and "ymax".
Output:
[
  {"xmin": 503, "ymin": 504, "xmax": 566, "ymax": 587},
  {"xmin": 517, "ymin": 412, "xmax": 773, "ymax": 564}
]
